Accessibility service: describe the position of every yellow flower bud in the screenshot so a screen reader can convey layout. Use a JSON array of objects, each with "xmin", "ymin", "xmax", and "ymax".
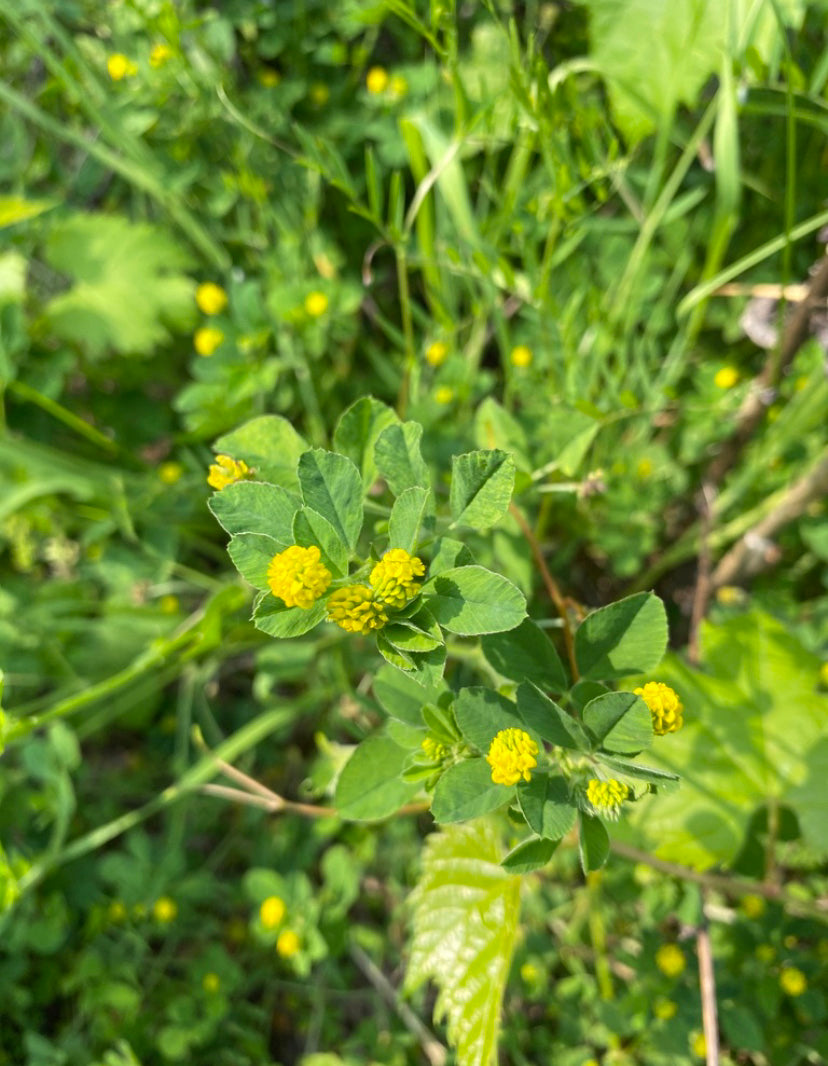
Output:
[
  {"xmin": 655, "ymin": 943, "xmax": 686, "ymax": 978},
  {"xmin": 366, "ymin": 66, "xmax": 389, "ymax": 94},
  {"xmin": 260, "ymin": 895, "xmax": 286, "ymax": 930},
  {"xmin": 510, "ymin": 345, "xmax": 532, "ymax": 368},
  {"xmin": 107, "ymin": 54, "xmax": 137, "ymax": 80},
  {"xmin": 304, "ymin": 291, "xmax": 329, "ymax": 317},
  {"xmin": 277, "ymin": 929, "xmax": 301, "ymax": 957},
  {"xmin": 196, "ymin": 282, "xmax": 228, "ymax": 315},
  {"xmin": 194, "ymin": 327, "xmax": 224, "ymax": 356}
]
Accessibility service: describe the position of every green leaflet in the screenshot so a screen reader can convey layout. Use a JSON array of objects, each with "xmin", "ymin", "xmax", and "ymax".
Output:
[
  {"xmin": 297, "ymin": 449, "xmax": 364, "ymax": 550},
  {"xmin": 335, "ymin": 733, "xmax": 420, "ymax": 820},
  {"xmin": 333, "ymin": 396, "xmax": 399, "ymax": 488},
  {"xmin": 421, "ymin": 565, "xmax": 526, "ymax": 635},
  {"xmin": 582, "ymin": 691, "xmax": 653, "ymax": 754},
  {"xmin": 214, "ymin": 415, "xmax": 308, "ymax": 491},
  {"xmin": 374, "ymin": 421, "xmax": 431, "ymax": 496},
  {"xmin": 388, "ymin": 486, "xmax": 434, "ymax": 553},
  {"xmin": 481, "ymin": 618, "xmax": 568, "ymax": 692},
  {"xmin": 449, "ymin": 449, "xmax": 515, "ymax": 531},
  {"xmin": 405, "ymin": 821, "xmax": 521, "ymax": 1066},
  {"xmin": 208, "ymin": 481, "xmax": 299, "ymax": 541},
  {"xmin": 575, "ymin": 591, "xmax": 668, "ymax": 680}
]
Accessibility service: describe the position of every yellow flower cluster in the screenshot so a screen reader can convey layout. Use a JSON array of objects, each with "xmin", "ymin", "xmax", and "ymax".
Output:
[
  {"xmin": 486, "ymin": 728, "xmax": 539, "ymax": 786},
  {"xmin": 207, "ymin": 454, "xmax": 253, "ymax": 491},
  {"xmin": 259, "ymin": 895, "xmax": 301, "ymax": 958},
  {"xmin": 304, "ymin": 291, "xmax": 328, "ymax": 317},
  {"xmin": 779, "ymin": 966, "xmax": 807, "ymax": 997},
  {"xmin": 586, "ymin": 778, "xmax": 629, "ymax": 819},
  {"xmin": 369, "ymin": 549, "xmax": 425, "ymax": 608},
  {"xmin": 327, "ymin": 549, "xmax": 425, "ymax": 634},
  {"xmin": 634, "ymin": 682, "xmax": 683, "ymax": 735},
  {"xmin": 153, "ymin": 896, "xmax": 178, "ymax": 923},
  {"xmin": 195, "ymin": 326, "xmax": 224, "ymax": 356},
  {"xmin": 327, "ymin": 584, "xmax": 388, "ymax": 634},
  {"xmin": 267, "ymin": 545, "xmax": 332, "ymax": 609},
  {"xmin": 655, "ymin": 942, "xmax": 686, "ymax": 977},
  {"xmin": 196, "ymin": 282, "xmax": 228, "ymax": 315},
  {"xmin": 107, "ymin": 53, "xmax": 137, "ymax": 80},
  {"xmin": 421, "ymin": 736, "xmax": 448, "ymax": 762}
]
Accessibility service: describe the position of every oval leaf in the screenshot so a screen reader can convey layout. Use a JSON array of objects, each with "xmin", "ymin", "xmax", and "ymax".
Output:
[
  {"xmin": 482, "ymin": 619, "xmax": 568, "ymax": 691},
  {"xmin": 431, "ymin": 759, "xmax": 512, "ymax": 823},
  {"xmin": 297, "ymin": 449, "xmax": 364, "ymax": 550},
  {"xmin": 335, "ymin": 734, "xmax": 420, "ymax": 820},
  {"xmin": 575, "ymin": 592, "xmax": 668, "ymax": 681},
  {"xmin": 422, "ymin": 565, "xmax": 526, "ymax": 636},
  {"xmin": 583, "ymin": 692, "xmax": 653, "ymax": 754},
  {"xmin": 449, "ymin": 449, "xmax": 516, "ymax": 530}
]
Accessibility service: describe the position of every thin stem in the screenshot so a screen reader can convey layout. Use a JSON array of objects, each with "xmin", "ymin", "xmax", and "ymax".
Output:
[
  {"xmin": 8, "ymin": 380, "xmax": 119, "ymax": 454},
  {"xmin": 509, "ymin": 502, "xmax": 579, "ymax": 681},
  {"xmin": 697, "ymin": 890, "xmax": 721, "ymax": 1066},
  {"xmin": 395, "ymin": 246, "xmax": 418, "ymax": 417}
]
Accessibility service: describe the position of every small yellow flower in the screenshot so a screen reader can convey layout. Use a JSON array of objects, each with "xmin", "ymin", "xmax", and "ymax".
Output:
[
  {"xmin": 434, "ymin": 385, "xmax": 455, "ymax": 405},
  {"xmin": 756, "ymin": 944, "xmax": 775, "ymax": 963},
  {"xmin": 327, "ymin": 584, "xmax": 388, "ymax": 634},
  {"xmin": 586, "ymin": 777, "xmax": 629, "ymax": 819},
  {"xmin": 714, "ymin": 366, "xmax": 739, "ymax": 389},
  {"xmin": 783, "ymin": 934, "xmax": 797, "ymax": 949},
  {"xmin": 510, "ymin": 345, "xmax": 532, "ymax": 368},
  {"xmin": 655, "ymin": 943, "xmax": 686, "ymax": 978},
  {"xmin": 196, "ymin": 282, "xmax": 228, "ymax": 315},
  {"xmin": 520, "ymin": 961, "xmax": 541, "ymax": 983},
  {"xmin": 159, "ymin": 594, "xmax": 180, "ymax": 615},
  {"xmin": 634, "ymin": 682, "xmax": 683, "ymax": 736},
  {"xmin": 636, "ymin": 457, "xmax": 653, "ymax": 479},
  {"xmin": 107, "ymin": 900, "xmax": 127, "ymax": 923},
  {"xmin": 369, "ymin": 549, "xmax": 425, "ymax": 608},
  {"xmin": 207, "ymin": 454, "xmax": 253, "ymax": 491},
  {"xmin": 194, "ymin": 326, "xmax": 224, "ymax": 356},
  {"xmin": 653, "ymin": 997, "xmax": 677, "ymax": 1021},
  {"xmin": 158, "ymin": 461, "xmax": 184, "ymax": 485},
  {"xmin": 149, "ymin": 42, "xmax": 172, "ymax": 67},
  {"xmin": 716, "ymin": 585, "xmax": 745, "ymax": 606},
  {"xmin": 421, "ymin": 736, "xmax": 448, "ymax": 762},
  {"xmin": 425, "ymin": 340, "xmax": 448, "ymax": 366},
  {"xmin": 258, "ymin": 68, "xmax": 281, "ymax": 87},
  {"xmin": 486, "ymin": 728, "xmax": 539, "ymax": 786},
  {"xmin": 366, "ymin": 66, "xmax": 389, "ymax": 94},
  {"xmin": 277, "ymin": 929, "xmax": 301, "ymax": 957},
  {"xmin": 202, "ymin": 972, "xmax": 221, "ymax": 993},
  {"xmin": 267, "ymin": 545, "xmax": 332, "ymax": 609},
  {"xmin": 304, "ymin": 290, "xmax": 329, "ymax": 317},
  {"xmin": 107, "ymin": 53, "xmax": 137, "ymax": 80},
  {"xmin": 153, "ymin": 897, "xmax": 178, "ymax": 923},
  {"xmin": 691, "ymin": 1031, "xmax": 707, "ymax": 1058},
  {"xmin": 260, "ymin": 895, "xmax": 286, "ymax": 930},
  {"xmin": 740, "ymin": 894, "xmax": 765, "ymax": 919},
  {"xmin": 309, "ymin": 82, "xmax": 330, "ymax": 106}
]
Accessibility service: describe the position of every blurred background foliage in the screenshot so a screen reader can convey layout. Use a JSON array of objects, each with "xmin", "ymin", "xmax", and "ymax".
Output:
[{"xmin": 0, "ymin": 0, "xmax": 827, "ymax": 1063}]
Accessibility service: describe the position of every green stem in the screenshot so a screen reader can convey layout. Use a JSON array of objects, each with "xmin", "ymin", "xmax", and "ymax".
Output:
[
  {"xmin": 8, "ymin": 380, "xmax": 119, "ymax": 454},
  {"xmin": 395, "ymin": 246, "xmax": 418, "ymax": 417}
]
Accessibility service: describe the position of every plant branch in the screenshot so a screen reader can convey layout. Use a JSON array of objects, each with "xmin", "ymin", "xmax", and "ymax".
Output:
[
  {"xmin": 509, "ymin": 502, "xmax": 579, "ymax": 680},
  {"xmin": 696, "ymin": 890, "xmax": 721, "ymax": 1066}
]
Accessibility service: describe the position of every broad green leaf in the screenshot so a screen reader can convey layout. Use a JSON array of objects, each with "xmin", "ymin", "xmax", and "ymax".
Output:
[
  {"xmin": 297, "ymin": 449, "xmax": 363, "ymax": 550},
  {"xmin": 44, "ymin": 214, "xmax": 195, "ymax": 357},
  {"xmin": 449, "ymin": 449, "xmax": 516, "ymax": 531},
  {"xmin": 582, "ymin": 0, "xmax": 726, "ymax": 142},
  {"xmin": 583, "ymin": 692, "xmax": 653, "ymax": 754},
  {"xmin": 454, "ymin": 687, "xmax": 526, "ymax": 753},
  {"xmin": 214, "ymin": 416, "xmax": 308, "ymax": 490},
  {"xmin": 374, "ymin": 421, "xmax": 430, "ymax": 496},
  {"xmin": 228, "ymin": 533, "xmax": 279, "ymax": 590},
  {"xmin": 208, "ymin": 481, "xmax": 299, "ymax": 540},
  {"xmin": 518, "ymin": 775, "xmax": 576, "ymax": 840},
  {"xmin": 579, "ymin": 814, "xmax": 610, "ymax": 873},
  {"xmin": 619, "ymin": 611, "xmax": 828, "ymax": 869},
  {"xmin": 388, "ymin": 486, "xmax": 434, "ymax": 552},
  {"xmin": 431, "ymin": 759, "xmax": 511, "ymax": 823},
  {"xmin": 252, "ymin": 592, "xmax": 326, "ymax": 638},
  {"xmin": 292, "ymin": 507, "xmax": 348, "ymax": 577},
  {"xmin": 570, "ymin": 680, "xmax": 610, "ymax": 711},
  {"xmin": 539, "ymin": 405, "xmax": 600, "ymax": 476},
  {"xmin": 516, "ymin": 682, "xmax": 589, "ymax": 750},
  {"xmin": 481, "ymin": 619, "xmax": 568, "ymax": 691},
  {"xmin": 575, "ymin": 592, "xmax": 668, "ymax": 681},
  {"xmin": 406, "ymin": 821, "xmax": 520, "ymax": 1066},
  {"xmin": 335, "ymin": 733, "xmax": 420, "ymax": 820},
  {"xmin": 421, "ymin": 565, "xmax": 526, "ymax": 636},
  {"xmin": 333, "ymin": 397, "xmax": 399, "ymax": 487},
  {"xmin": 501, "ymin": 836, "xmax": 559, "ymax": 874},
  {"xmin": 373, "ymin": 665, "xmax": 437, "ymax": 726}
]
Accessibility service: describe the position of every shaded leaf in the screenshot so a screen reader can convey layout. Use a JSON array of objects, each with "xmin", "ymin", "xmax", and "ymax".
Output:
[
  {"xmin": 518, "ymin": 774, "xmax": 576, "ymax": 840},
  {"xmin": 449, "ymin": 449, "xmax": 516, "ymax": 530},
  {"xmin": 333, "ymin": 397, "xmax": 399, "ymax": 487},
  {"xmin": 575, "ymin": 592, "xmax": 668, "ymax": 681},
  {"xmin": 208, "ymin": 481, "xmax": 299, "ymax": 540},
  {"xmin": 482, "ymin": 619, "xmax": 568, "ymax": 691},
  {"xmin": 431, "ymin": 759, "xmax": 512, "ymax": 823},
  {"xmin": 516, "ymin": 682, "xmax": 590, "ymax": 750},
  {"xmin": 583, "ymin": 692, "xmax": 653, "ymax": 754},
  {"xmin": 335, "ymin": 733, "xmax": 420, "ymax": 820}
]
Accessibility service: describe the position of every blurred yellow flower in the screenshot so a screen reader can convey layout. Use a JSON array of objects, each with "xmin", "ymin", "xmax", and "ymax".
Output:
[
  {"xmin": 779, "ymin": 966, "xmax": 807, "ymax": 996},
  {"xmin": 740, "ymin": 894, "xmax": 765, "ymax": 919},
  {"xmin": 634, "ymin": 682, "xmax": 683, "ymax": 736},
  {"xmin": 636, "ymin": 457, "xmax": 653, "ymax": 478},
  {"xmin": 366, "ymin": 66, "xmax": 389, "ymax": 94},
  {"xmin": 207, "ymin": 454, "xmax": 252, "ymax": 491},
  {"xmin": 655, "ymin": 943, "xmax": 686, "ymax": 977},
  {"xmin": 258, "ymin": 69, "xmax": 281, "ymax": 87},
  {"xmin": 107, "ymin": 900, "xmax": 127, "ymax": 923},
  {"xmin": 153, "ymin": 897, "xmax": 177, "ymax": 923},
  {"xmin": 304, "ymin": 291, "xmax": 329, "ymax": 317},
  {"xmin": 691, "ymin": 1031, "xmax": 707, "ymax": 1058},
  {"xmin": 159, "ymin": 594, "xmax": 180, "ymax": 615},
  {"xmin": 653, "ymin": 997, "xmax": 677, "ymax": 1020},
  {"xmin": 107, "ymin": 54, "xmax": 137, "ymax": 80},
  {"xmin": 196, "ymin": 282, "xmax": 228, "ymax": 315},
  {"xmin": 158, "ymin": 461, "xmax": 184, "ymax": 485},
  {"xmin": 820, "ymin": 661, "xmax": 828, "ymax": 686},
  {"xmin": 260, "ymin": 895, "xmax": 286, "ymax": 930},
  {"xmin": 202, "ymin": 972, "xmax": 221, "ymax": 993},
  {"xmin": 277, "ymin": 929, "xmax": 301, "ymax": 957},
  {"xmin": 149, "ymin": 42, "xmax": 172, "ymax": 67},
  {"xmin": 309, "ymin": 83, "xmax": 330, "ymax": 106},
  {"xmin": 425, "ymin": 340, "xmax": 448, "ymax": 366},
  {"xmin": 510, "ymin": 344, "xmax": 532, "ymax": 368},
  {"xmin": 716, "ymin": 585, "xmax": 745, "ymax": 606},
  {"xmin": 714, "ymin": 366, "xmax": 739, "ymax": 389},
  {"xmin": 434, "ymin": 385, "xmax": 454, "ymax": 405},
  {"xmin": 194, "ymin": 327, "xmax": 224, "ymax": 356},
  {"xmin": 755, "ymin": 944, "xmax": 775, "ymax": 963},
  {"xmin": 390, "ymin": 74, "xmax": 408, "ymax": 99}
]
